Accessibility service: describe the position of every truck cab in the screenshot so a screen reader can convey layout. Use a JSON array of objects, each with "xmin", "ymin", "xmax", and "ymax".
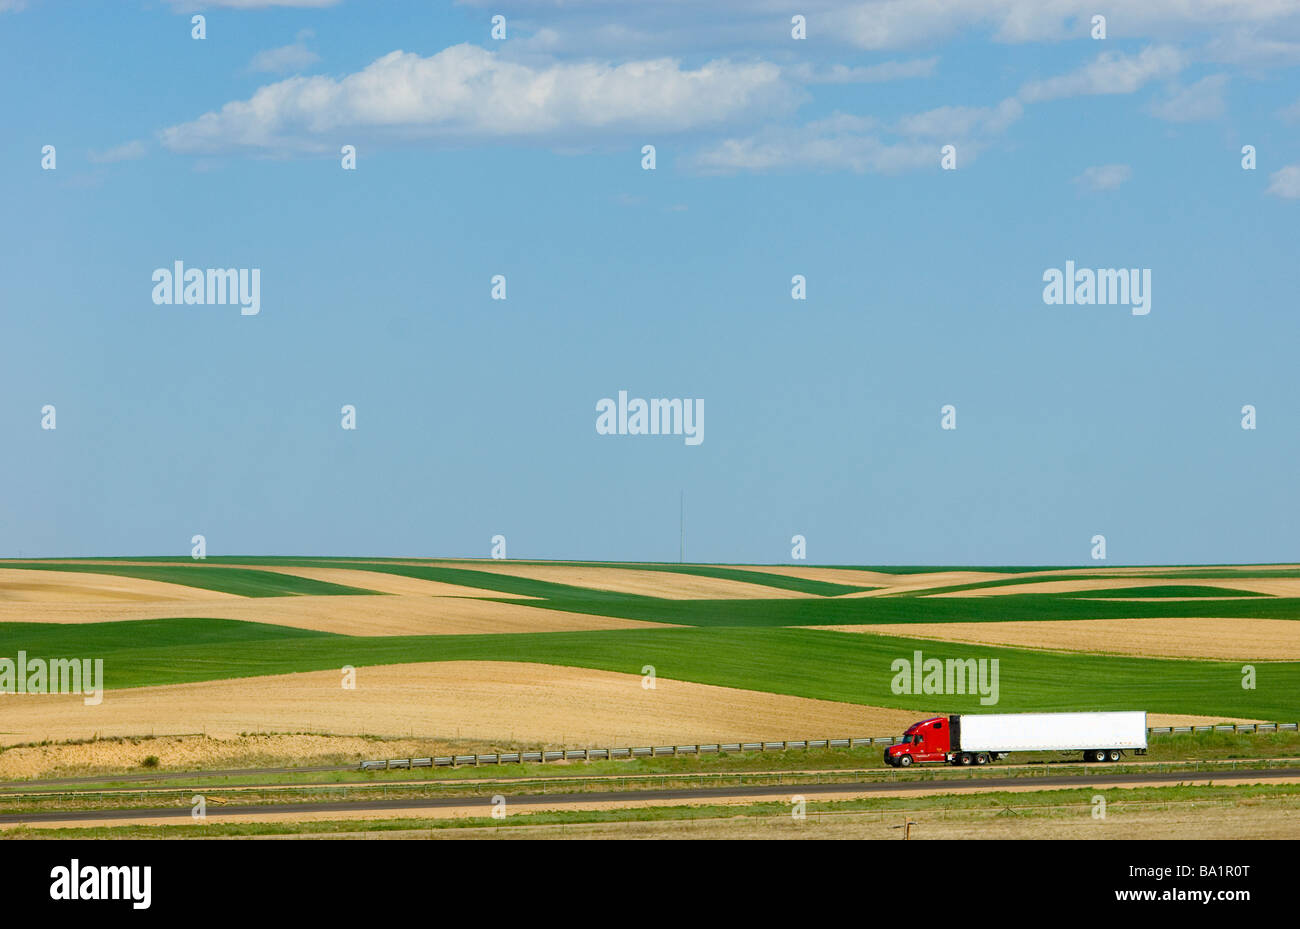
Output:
[{"xmin": 884, "ymin": 716, "xmax": 952, "ymax": 767}]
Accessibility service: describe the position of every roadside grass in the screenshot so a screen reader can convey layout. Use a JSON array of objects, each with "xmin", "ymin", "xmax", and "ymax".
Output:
[
  {"xmin": 5, "ymin": 731, "xmax": 1298, "ymax": 793},
  {"xmin": 1143, "ymin": 730, "xmax": 1300, "ymax": 761},
  {"xmin": 6, "ymin": 757, "xmax": 1300, "ymax": 815}
]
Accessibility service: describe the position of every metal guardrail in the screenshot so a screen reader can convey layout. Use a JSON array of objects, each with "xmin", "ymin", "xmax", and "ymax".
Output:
[
  {"xmin": 358, "ymin": 722, "xmax": 1299, "ymax": 771},
  {"xmin": 1147, "ymin": 722, "xmax": 1297, "ymax": 735},
  {"xmin": 359, "ymin": 737, "xmax": 894, "ymax": 770}
]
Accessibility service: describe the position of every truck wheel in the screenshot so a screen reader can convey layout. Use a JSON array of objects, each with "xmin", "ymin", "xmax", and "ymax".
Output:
[
  {"xmin": 976, "ymin": 753, "xmax": 990, "ymax": 765},
  {"xmin": 959, "ymin": 752, "xmax": 973, "ymax": 765},
  {"xmin": 1108, "ymin": 750, "xmax": 1122, "ymax": 762},
  {"xmin": 898, "ymin": 755, "xmax": 913, "ymax": 768},
  {"xmin": 1089, "ymin": 750, "xmax": 1106, "ymax": 762}
]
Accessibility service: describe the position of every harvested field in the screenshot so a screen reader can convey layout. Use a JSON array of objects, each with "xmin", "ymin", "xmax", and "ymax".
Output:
[
  {"xmin": 743, "ymin": 564, "xmax": 1300, "ymax": 598},
  {"xmin": 926, "ymin": 577, "xmax": 1300, "ymax": 598},
  {"xmin": 0, "ymin": 568, "xmax": 239, "ymax": 603},
  {"xmin": 741, "ymin": 567, "xmax": 1015, "ymax": 592},
  {"xmin": 0, "ymin": 733, "xmax": 474, "ymax": 781},
  {"xmin": 0, "ymin": 661, "xmax": 926, "ymax": 747},
  {"xmin": 248, "ymin": 566, "xmax": 537, "ymax": 599},
  {"xmin": 0, "ymin": 595, "xmax": 665, "ymax": 637},
  {"xmin": 434, "ymin": 563, "xmax": 815, "ymax": 599},
  {"xmin": 806, "ymin": 617, "xmax": 1300, "ymax": 661}
]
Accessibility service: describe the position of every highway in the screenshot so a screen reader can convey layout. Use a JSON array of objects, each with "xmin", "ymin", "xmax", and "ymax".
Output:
[{"xmin": 4, "ymin": 765, "xmax": 1298, "ymax": 825}]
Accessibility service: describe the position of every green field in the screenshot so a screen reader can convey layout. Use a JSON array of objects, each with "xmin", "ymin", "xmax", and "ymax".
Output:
[
  {"xmin": 2, "ymin": 557, "xmax": 1298, "ymax": 726},
  {"xmin": 4, "ymin": 617, "xmax": 1298, "ymax": 719},
  {"xmin": 1, "ymin": 562, "xmax": 381, "ymax": 597}
]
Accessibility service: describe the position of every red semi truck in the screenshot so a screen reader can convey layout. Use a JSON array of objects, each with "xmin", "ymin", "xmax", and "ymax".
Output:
[{"xmin": 883, "ymin": 711, "xmax": 1148, "ymax": 767}]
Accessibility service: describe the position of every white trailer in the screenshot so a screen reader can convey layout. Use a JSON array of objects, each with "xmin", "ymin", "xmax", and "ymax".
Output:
[
  {"xmin": 884, "ymin": 711, "xmax": 1148, "ymax": 766},
  {"xmin": 957, "ymin": 711, "xmax": 1147, "ymax": 762}
]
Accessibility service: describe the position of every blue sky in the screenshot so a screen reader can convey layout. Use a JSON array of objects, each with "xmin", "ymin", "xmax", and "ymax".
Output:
[{"xmin": 1, "ymin": 1, "xmax": 1298, "ymax": 564}]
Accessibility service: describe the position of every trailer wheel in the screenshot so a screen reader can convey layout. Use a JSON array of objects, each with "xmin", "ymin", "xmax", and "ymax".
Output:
[
  {"xmin": 959, "ymin": 752, "xmax": 974, "ymax": 765},
  {"xmin": 976, "ymin": 753, "xmax": 990, "ymax": 765},
  {"xmin": 898, "ymin": 754, "xmax": 913, "ymax": 768},
  {"xmin": 1108, "ymin": 750, "xmax": 1122, "ymax": 762},
  {"xmin": 1089, "ymin": 750, "xmax": 1107, "ymax": 762}
]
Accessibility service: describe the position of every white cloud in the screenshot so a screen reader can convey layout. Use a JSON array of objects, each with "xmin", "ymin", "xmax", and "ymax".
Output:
[
  {"xmin": 248, "ymin": 30, "xmax": 320, "ymax": 74},
  {"xmin": 161, "ymin": 44, "xmax": 800, "ymax": 154},
  {"xmin": 1019, "ymin": 46, "xmax": 1184, "ymax": 102},
  {"xmin": 690, "ymin": 97, "xmax": 1020, "ymax": 174},
  {"xmin": 1147, "ymin": 74, "xmax": 1229, "ymax": 122},
  {"xmin": 829, "ymin": 0, "xmax": 1300, "ymax": 49},
  {"xmin": 832, "ymin": 0, "xmax": 1000, "ymax": 49},
  {"xmin": 691, "ymin": 124, "xmax": 934, "ymax": 174},
  {"xmin": 1204, "ymin": 27, "xmax": 1300, "ymax": 67},
  {"xmin": 789, "ymin": 57, "xmax": 938, "ymax": 84},
  {"xmin": 894, "ymin": 97, "xmax": 1022, "ymax": 137},
  {"xmin": 88, "ymin": 140, "xmax": 148, "ymax": 163},
  {"xmin": 1266, "ymin": 164, "xmax": 1300, "ymax": 199},
  {"xmin": 154, "ymin": 0, "xmax": 1300, "ymax": 70},
  {"xmin": 1073, "ymin": 164, "xmax": 1131, "ymax": 191},
  {"xmin": 472, "ymin": 1, "xmax": 1300, "ymax": 56}
]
